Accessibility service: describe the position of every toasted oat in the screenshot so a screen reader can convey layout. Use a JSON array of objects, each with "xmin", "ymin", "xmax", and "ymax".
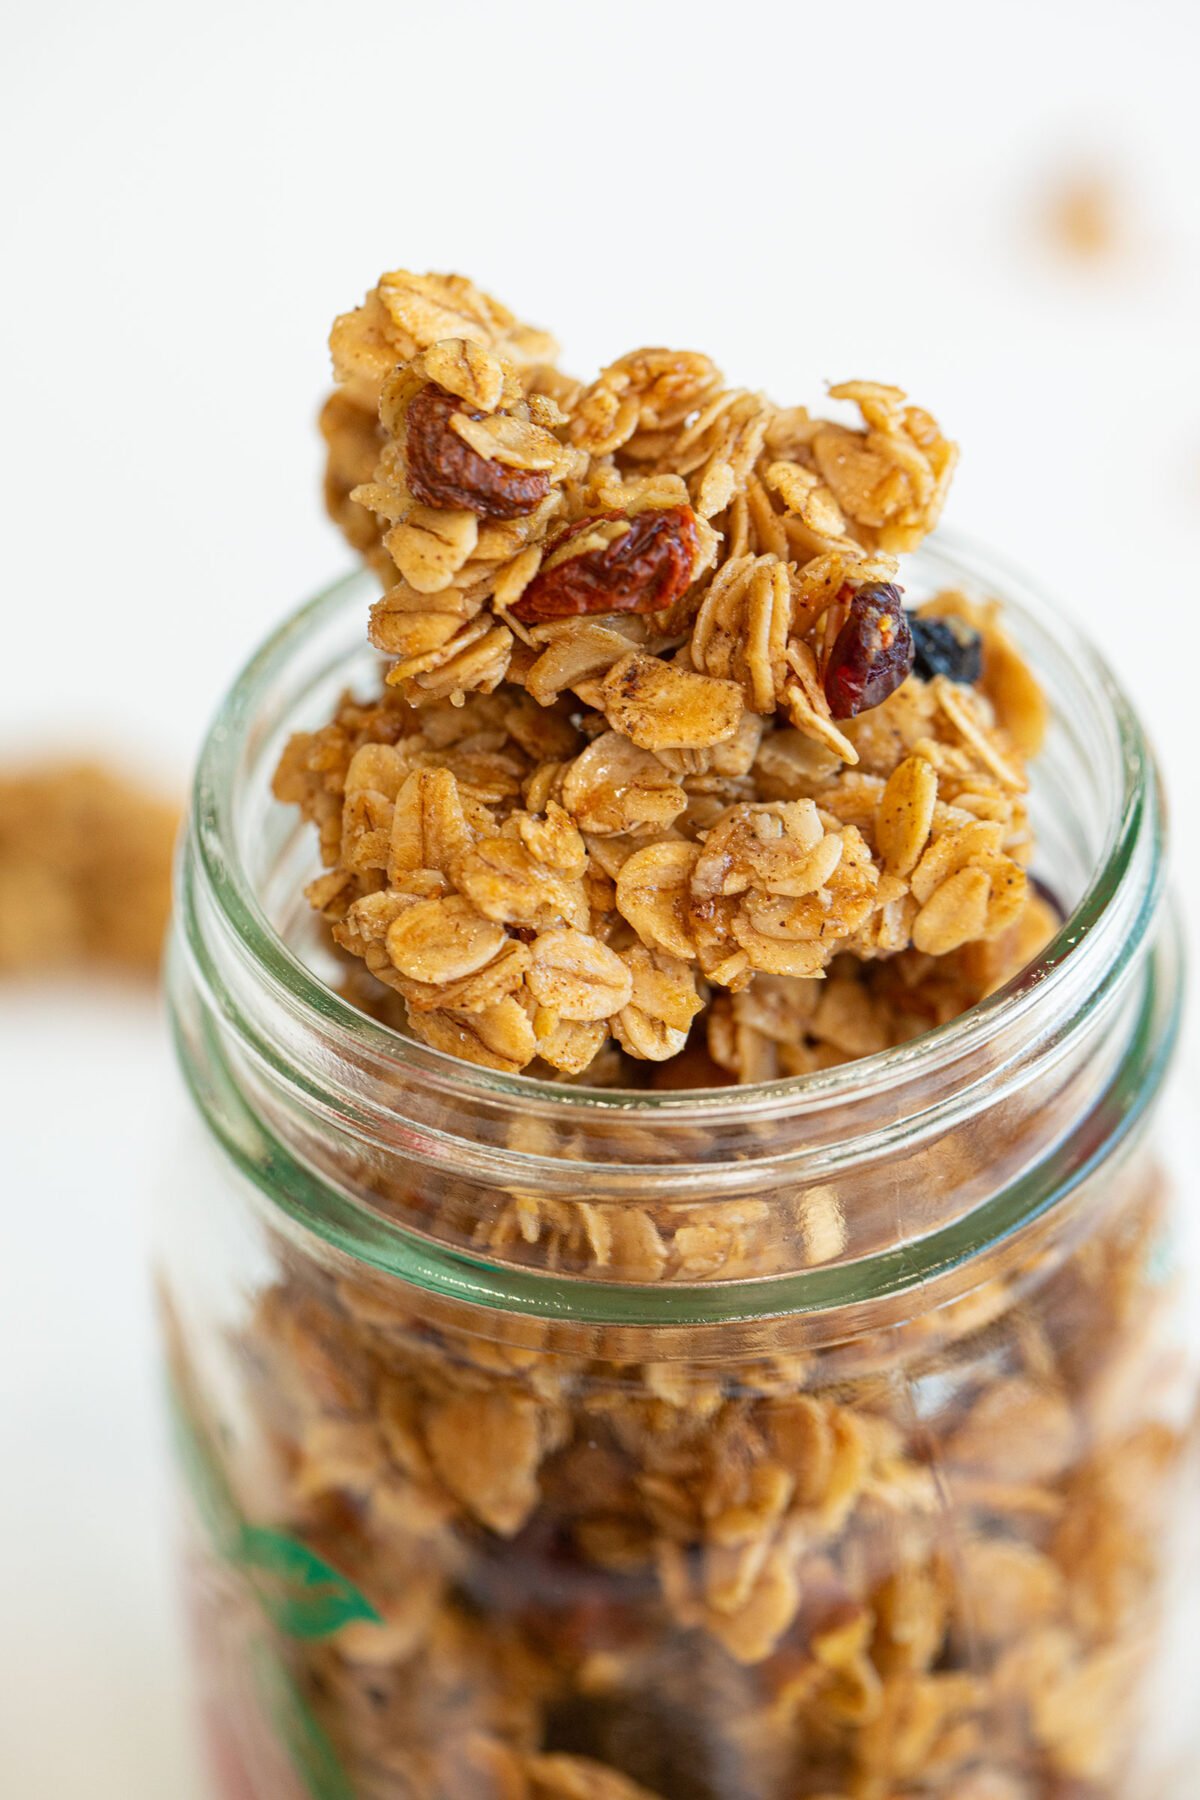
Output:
[
  {"xmin": 877, "ymin": 754, "xmax": 939, "ymax": 876},
  {"xmin": 597, "ymin": 654, "xmax": 745, "ymax": 754}
]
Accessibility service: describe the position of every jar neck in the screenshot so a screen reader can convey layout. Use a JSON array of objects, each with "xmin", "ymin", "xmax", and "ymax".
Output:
[{"xmin": 171, "ymin": 534, "xmax": 1176, "ymax": 1325}]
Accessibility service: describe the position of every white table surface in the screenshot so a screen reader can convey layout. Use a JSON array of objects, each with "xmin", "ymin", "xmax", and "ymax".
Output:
[{"xmin": 2, "ymin": 1, "xmax": 1198, "ymax": 1792}]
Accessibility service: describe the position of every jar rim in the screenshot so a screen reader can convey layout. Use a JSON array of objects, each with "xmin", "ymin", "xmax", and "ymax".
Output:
[
  {"xmin": 189, "ymin": 531, "xmax": 1165, "ymax": 1130},
  {"xmin": 170, "ymin": 908, "xmax": 1181, "ymax": 1326},
  {"xmin": 175, "ymin": 532, "xmax": 1180, "ymax": 1321}
]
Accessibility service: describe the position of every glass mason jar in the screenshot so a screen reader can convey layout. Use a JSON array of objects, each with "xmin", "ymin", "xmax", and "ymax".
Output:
[{"xmin": 161, "ymin": 536, "xmax": 1197, "ymax": 1800}]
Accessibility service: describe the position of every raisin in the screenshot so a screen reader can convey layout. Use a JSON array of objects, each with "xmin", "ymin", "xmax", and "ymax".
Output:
[
  {"xmin": 911, "ymin": 613, "xmax": 984, "ymax": 685},
  {"xmin": 511, "ymin": 506, "xmax": 699, "ymax": 624},
  {"xmin": 544, "ymin": 1692, "xmax": 748, "ymax": 1800},
  {"xmin": 405, "ymin": 383, "xmax": 551, "ymax": 519},
  {"xmin": 824, "ymin": 582, "xmax": 914, "ymax": 719}
]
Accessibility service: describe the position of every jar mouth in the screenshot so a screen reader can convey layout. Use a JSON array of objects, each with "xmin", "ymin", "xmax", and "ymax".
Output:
[
  {"xmin": 171, "ymin": 906, "xmax": 1181, "ymax": 1328},
  {"xmin": 176, "ymin": 532, "xmax": 1180, "ymax": 1322},
  {"xmin": 188, "ymin": 531, "xmax": 1166, "ymax": 1134}
]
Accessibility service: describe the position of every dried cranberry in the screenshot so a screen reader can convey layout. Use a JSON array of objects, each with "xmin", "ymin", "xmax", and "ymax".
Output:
[
  {"xmin": 511, "ymin": 506, "xmax": 699, "ymax": 623},
  {"xmin": 824, "ymin": 583, "xmax": 914, "ymax": 719},
  {"xmin": 405, "ymin": 383, "xmax": 551, "ymax": 519},
  {"xmin": 911, "ymin": 614, "xmax": 983, "ymax": 685}
]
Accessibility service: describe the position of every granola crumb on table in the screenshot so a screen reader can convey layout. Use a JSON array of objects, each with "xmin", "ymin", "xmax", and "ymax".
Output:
[
  {"xmin": 168, "ymin": 270, "xmax": 1192, "ymax": 1800},
  {"xmin": 1042, "ymin": 168, "xmax": 1123, "ymax": 262},
  {"xmin": 276, "ymin": 268, "xmax": 1049, "ymax": 1085},
  {"xmin": 0, "ymin": 760, "xmax": 178, "ymax": 973}
]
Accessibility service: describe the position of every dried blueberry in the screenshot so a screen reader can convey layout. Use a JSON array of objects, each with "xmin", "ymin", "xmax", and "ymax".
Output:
[
  {"xmin": 910, "ymin": 614, "xmax": 983, "ymax": 686},
  {"xmin": 1031, "ymin": 872, "xmax": 1066, "ymax": 925},
  {"xmin": 824, "ymin": 582, "xmax": 914, "ymax": 720}
]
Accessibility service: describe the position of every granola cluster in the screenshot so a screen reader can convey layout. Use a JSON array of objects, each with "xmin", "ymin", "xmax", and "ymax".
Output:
[
  {"xmin": 183, "ymin": 1153, "xmax": 1187, "ymax": 1800},
  {"xmin": 0, "ymin": 760, "xmax": 177, "ymax": 974},
  {"xmin": 279, "ymin": 271, "xmax": 1050, "ymax": 1082}
]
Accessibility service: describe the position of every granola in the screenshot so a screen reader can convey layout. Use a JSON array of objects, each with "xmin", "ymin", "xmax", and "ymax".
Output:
[
  {"xmin": 157, "ymin": 268, "xmax": 1200, "ymax": 1800},
  {"xmin": 276, "ymin": 270, "xmax": 1045, "ymax": 1082},
  {"xmin": 1041, "ymin": 168, "xmax": 1123, "ymax": 262},
  {"xmin": 173, "ymin": 1150, "xmax": 1190, "ymax": 1800},
  {"xmin": 0, "ymin": 759, "xmax": 178, "ymax": 974}
]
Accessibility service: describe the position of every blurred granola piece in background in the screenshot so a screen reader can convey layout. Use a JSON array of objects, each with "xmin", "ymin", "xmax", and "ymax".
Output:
[
  {"xmin": 0, "ymin": 761, "xmax": 179, "ymax": 975},
  {"xmin": 1041, "ymin": 166, "xmax": 1124, "ymax": 262}
]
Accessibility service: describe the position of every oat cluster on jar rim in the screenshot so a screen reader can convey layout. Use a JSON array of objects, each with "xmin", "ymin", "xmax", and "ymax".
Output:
[{"xmin": 160, "ymin": 268, "xmax": 1197, "ymax": 1800}]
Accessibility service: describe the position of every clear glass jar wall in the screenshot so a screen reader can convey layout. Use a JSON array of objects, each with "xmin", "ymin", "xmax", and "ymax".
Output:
[{"xmin": 161, "ymin": 538, "xmax": 1198, "ymax": 1800}]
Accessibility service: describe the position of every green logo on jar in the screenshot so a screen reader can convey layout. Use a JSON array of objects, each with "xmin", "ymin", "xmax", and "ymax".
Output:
[
  {"xmin": 169, "ymin": 1384, "xmax": 382, "ymax": 1639},
  {"xmin": 237, "ymin": 1524, "xmax": 381, "ymax": 1640},
  {"xmin": 170, "ymin": 1382, "xmax": 373, "ymax": 1797}
]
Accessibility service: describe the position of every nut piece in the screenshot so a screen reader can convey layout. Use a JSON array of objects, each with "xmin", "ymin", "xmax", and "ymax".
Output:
[
  {"xmin": 405, "ymin": 383, "xmax": 552, "ymax": 519},
  {"xmin": 511, "ymin": 506, "xmax": 699, "ymax": 623}
]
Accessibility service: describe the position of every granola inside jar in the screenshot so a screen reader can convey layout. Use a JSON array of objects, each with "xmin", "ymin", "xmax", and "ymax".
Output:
[{"xmin": 162, "ymin": 536, "xmax": 1197, "ymax": 1800}]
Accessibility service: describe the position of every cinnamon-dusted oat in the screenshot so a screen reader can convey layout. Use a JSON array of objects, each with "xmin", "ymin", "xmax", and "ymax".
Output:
[{"xmin": 277, "ymin": 269, "xmax": 1046, "ymax": 1080}]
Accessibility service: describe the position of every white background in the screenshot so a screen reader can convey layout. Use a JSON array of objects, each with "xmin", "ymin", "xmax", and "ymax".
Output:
[{"xmin": 1, "ymin": 2, "xmax": 1198, "ymax": 1794}]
